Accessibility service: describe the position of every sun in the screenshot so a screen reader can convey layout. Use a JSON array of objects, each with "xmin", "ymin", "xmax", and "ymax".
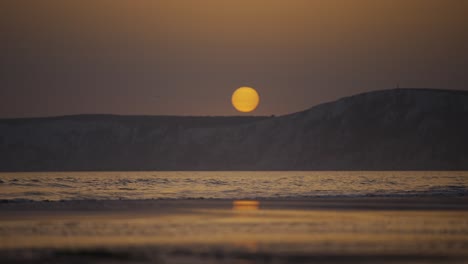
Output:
[{"xmin": 231, "ymin": 87, "xmax": 260, "ymax": 113}]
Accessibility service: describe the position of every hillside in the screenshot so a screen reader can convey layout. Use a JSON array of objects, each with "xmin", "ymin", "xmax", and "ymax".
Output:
[{"xmin": 1, "ymin": 88, "xmax": 467, "ymax": 171}]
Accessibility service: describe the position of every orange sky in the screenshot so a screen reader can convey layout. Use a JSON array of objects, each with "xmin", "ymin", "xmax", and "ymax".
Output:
[{"xmin": 1, "ymin": 0, "xmax": 467, "ymax": 117}]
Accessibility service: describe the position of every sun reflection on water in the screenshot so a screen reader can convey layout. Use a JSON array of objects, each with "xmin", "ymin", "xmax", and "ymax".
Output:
[{"xmin": 233, "ymin": 200, "xmax": 260, "ymax": 211}]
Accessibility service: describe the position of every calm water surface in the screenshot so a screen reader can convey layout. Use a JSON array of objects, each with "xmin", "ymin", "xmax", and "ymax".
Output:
[{"xmin": 1, "ymin": 171, "xmax": 467, "ymax": 201}]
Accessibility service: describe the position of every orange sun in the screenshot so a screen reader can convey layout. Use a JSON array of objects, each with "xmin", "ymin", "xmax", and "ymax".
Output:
[{"xmin": 231, "ymin": 87, "xmax": 260, "ymax": 113}]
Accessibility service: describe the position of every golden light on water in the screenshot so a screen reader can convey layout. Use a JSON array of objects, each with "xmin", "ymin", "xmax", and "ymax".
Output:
[
  {"xmin": 231, "ymin": 87, "xmax": 260, "ymax": 113},
  {"xmin": 233, "ymin": 200, "xmax": 260, "ymax": 211}
]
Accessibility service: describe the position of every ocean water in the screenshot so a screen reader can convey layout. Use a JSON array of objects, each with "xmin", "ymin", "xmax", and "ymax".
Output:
[
  {"xmin": 2, "ymin": 171, "xmax": 468, "ymax": 263},
  {"xmin": 1, "ymin": 171, "xmax": 467, "ymax": 201}
]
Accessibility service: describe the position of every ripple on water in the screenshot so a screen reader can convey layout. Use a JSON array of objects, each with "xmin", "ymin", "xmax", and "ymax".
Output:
[
  {"xmin": 22, "ymin": 191, "xmax": 51, "ymax": 196},
  {"xmin": 222, "ymin": 188, "xmax": 243, "ymax": 193},
  {"xmin": 204, "ymin": 179, "xmax": 228, "ymax": 185},
  {"xmin": 10, "ymin": 183, "xmax": 41, "ymax": 187},
  {"xmin": 1, "ymin": 171, "xmax": 467, "ymax": 201},
  {"xmin": 48, "ymin": 183, "xmax": 73, "ymax": 188}
]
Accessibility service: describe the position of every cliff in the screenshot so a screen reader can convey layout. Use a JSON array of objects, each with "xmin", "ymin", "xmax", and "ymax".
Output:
[{"xmin": 1, "ymin": 88, "xmax": 467, "ymax": 171}]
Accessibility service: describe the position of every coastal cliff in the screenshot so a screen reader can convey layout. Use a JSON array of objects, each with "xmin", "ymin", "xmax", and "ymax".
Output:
[{"xmin": 1, "ymin": 88, "xmax": 467, "ymax": 171}]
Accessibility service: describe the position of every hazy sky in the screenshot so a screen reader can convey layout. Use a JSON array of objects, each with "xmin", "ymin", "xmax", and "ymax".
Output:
[{"xmin": 1, "ymin": 0, "xmax": 467, "ymax": 118}]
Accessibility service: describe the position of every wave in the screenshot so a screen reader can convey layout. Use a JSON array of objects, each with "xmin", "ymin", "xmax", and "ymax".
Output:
[{"xmin": 1, "ymin": 171, "xmax": 467, "ymax": 202}]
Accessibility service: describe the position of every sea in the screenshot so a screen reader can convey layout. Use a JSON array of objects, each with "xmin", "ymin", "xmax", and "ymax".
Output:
[
  {"xmin": 1, "ymin": 171, "xmax": 468, "ymax": 201},
  {"xmin": 2, "ymin": 171, "xmax": 468, "ymax": 263}
]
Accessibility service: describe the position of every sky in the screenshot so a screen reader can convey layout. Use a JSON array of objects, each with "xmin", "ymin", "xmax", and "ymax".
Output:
[{"xmin": 1, "ymin": 0, "xmax": 467, "ymax": 118}]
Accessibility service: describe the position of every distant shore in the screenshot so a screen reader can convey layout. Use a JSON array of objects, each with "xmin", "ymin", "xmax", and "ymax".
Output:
[{"xmin": 2, "ymin": 89, "xmax": 468, "ymax": 171}]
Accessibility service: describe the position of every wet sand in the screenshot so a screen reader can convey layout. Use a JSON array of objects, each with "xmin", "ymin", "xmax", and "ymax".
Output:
[{"xmin": 1, "ymin": 197, "xmax": 468, "ymax": 263}]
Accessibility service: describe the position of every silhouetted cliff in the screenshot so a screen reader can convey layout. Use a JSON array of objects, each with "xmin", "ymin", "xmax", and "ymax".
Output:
[{"xmin": 1, "ymin": 88, "xmax": 467, "ymax": 171}]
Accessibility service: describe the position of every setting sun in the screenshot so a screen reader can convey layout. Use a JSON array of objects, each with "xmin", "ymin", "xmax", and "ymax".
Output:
[{"xmin": 231, "ymin": 87, "xmax": 260, "ymax": 113}]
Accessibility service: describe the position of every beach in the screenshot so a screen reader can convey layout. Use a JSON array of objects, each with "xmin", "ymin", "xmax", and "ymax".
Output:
[{"xmin": 1, "ymin": 197, "xmax": 468, "ymax": 263}]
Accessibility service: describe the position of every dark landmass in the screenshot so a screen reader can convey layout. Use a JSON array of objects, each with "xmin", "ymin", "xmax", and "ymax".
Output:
[{"xmin": 1, "ymin": 88, "xmax": 467, "ymax": 171}]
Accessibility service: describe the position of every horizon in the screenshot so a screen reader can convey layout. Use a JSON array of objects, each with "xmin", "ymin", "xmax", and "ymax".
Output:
[{"xmin": 2, "ymin": 87, "xmax": 466, "ymax": 119}]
